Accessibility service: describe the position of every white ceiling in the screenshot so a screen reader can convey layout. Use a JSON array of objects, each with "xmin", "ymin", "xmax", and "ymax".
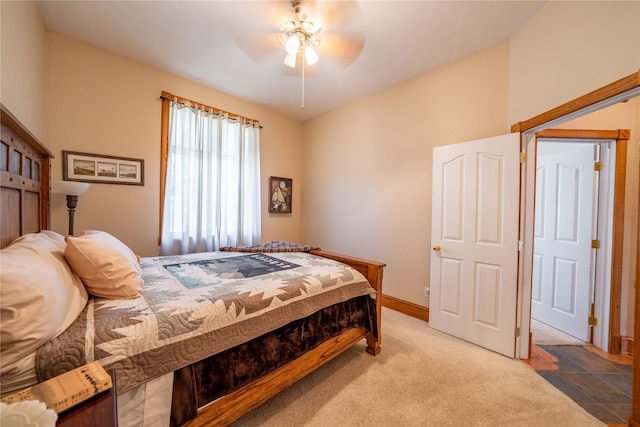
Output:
[{"xmin": 36, "ymin": 0, "xmax": 547, "ymax": 122}]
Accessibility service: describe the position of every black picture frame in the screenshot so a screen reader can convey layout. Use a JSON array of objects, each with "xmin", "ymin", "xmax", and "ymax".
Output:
[
  {"xmin": 63, "ymin": 150, "xmax": 144, "ymax": 186},
  {"xmin": 269, "ymin": 176, "xmax": 292, "ymax": 213}
]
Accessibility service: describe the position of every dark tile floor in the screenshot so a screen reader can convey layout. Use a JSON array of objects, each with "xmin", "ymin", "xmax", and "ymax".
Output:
[{"xmin": 534, "ymin": 345, "xmax": 633, "ymax": 425}]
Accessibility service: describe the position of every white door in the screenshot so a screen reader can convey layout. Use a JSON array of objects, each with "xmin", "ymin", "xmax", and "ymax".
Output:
[
  {"xmin": 531, "ymin": 143, "xmax": 596, "ymax": 341},
  {"xmin": 430, "ymin": 133, "xmax": 520, "ymax": 358}
]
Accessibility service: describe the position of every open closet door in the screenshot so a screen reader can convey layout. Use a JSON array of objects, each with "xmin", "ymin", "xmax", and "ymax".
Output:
[{"xmin": 429, "ymin": 133, "xmax": 520, "ymax": 358}]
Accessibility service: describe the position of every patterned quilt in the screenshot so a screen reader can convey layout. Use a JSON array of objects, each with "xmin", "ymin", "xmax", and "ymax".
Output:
[
  {"xmin": 35, "ymin": 251, "xmax": 375, "ymax": 394},
  {"xmin": 219, "ymin": 240, "xmax": 320, "ymax": 253}
]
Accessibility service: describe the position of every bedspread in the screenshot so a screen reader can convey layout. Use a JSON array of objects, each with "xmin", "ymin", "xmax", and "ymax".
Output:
[{"xmin": 35, "ymin": 251, "xmax": 375, "ymax": 394}]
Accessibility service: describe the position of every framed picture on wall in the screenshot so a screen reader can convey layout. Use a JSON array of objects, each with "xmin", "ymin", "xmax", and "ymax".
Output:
[
  {"xmin": 63, "ymin": 150, "xmax": 144, "ymax": 185},
  {"xmin": 269, "ymin": 176, "xmax": 292, "ymax": 213}
]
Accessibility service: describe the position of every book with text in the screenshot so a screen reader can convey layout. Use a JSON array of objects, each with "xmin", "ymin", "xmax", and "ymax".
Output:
[{"xmin": 0, "ymin": 361, "xmax": 112, "ymax": 414}]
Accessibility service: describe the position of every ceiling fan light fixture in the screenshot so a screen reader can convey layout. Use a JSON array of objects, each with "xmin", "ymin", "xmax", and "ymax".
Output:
[
  {"xmin": 281, "ymin": 0, "xmax": 321, "ymax": 69},
  {"xmin": 281, "ymin": 0, "xmax": 328, "ymax": 110},
  {"xmin": 304, "ymin": 45, "xmax": 318, "ymax": 65},
  {"xmin": 280, "ymin": 20, "xmax": 295, "ymax": 33},
  {"xmin": 285, "ymin": 34, "xmax": 300, "ymax": 55},
  {"xmin": 302, "ymin": 20, "xmax": 319, "ymax": 35},
  {"xmin": 284, "ymin": 52, "xmax": 297, "ymax": 68}
]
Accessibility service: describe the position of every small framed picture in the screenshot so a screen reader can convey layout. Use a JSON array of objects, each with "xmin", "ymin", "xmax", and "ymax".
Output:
[
  {"xmin": 269, "ymin": 176, "xmax": 292, "ymax": 213},
  {"xmin": 63, "ymin": 151, "xmax": 144, "ymax": 185}
]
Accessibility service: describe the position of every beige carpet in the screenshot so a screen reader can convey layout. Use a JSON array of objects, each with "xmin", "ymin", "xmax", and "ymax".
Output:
[
  {"xmin": 231, "ymin": 309, "xmax": 604, "ymax": 427},
  {"xmin": 530, "ymin": 318, "xmax": 585, "ymax": 345}
]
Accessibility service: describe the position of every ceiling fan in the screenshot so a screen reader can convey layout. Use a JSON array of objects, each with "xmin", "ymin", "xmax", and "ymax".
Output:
[
  {"xmin": 280, "ymin": 0, "xmax": 322, "ymax": 68},
  {"xmin": 231, "ymin": 0, "xmax": 366, "ymax": 75}
]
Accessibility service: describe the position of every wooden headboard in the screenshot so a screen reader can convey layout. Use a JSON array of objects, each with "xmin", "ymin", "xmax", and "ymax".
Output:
[{"xmin": 0, "ymin": 104, "xmax": 53, "ymax": 248}]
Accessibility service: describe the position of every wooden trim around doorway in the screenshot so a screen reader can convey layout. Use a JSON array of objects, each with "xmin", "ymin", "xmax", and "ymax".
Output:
[
  {"xmin": 610, "ymin": 137, "xmax": 628, "ymax": 354},
  {"xmin": 622, "ymin": 337, "xmax": 635, "ymax": 356},
  {"xmin": 634, "ymin": 154, "xmax": 640, "ymax": 427},
  {"xmin": 534, "ymin": 129, "xmax": 629, "ymax": 355},
  {"xmin": 511, "ymin": 71, "xmax": 639, "ymax": 133}
]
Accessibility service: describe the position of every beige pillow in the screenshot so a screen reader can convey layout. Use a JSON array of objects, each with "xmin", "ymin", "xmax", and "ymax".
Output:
[
  {"xmin": 65, "ymin": 230, "xmax": 143, "ymax": 299},
  {"xmin": 0, "ymin": 231, "xmax": 89, "ymax": 376}
]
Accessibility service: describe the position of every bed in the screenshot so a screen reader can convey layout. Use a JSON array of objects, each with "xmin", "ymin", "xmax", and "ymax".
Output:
[{"xmin": 0, "ymin": 104, "xmax": 384, "ymax": 426}]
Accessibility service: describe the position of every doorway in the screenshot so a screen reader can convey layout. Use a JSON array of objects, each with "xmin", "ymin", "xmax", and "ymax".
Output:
[
  {"xmin": 511, "ymin": 71, "xmax": 638, "ymax": 426},
  {"xmin": 531, "ymin": 135, "xmax": 616, "ymax": 351},
  {"xmin": 521, "ymin": 128, "xmax": 629, "ymax": 356}
]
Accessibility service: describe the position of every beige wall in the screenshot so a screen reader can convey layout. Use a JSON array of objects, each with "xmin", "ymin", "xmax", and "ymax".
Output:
[
  {"xmin": 0, "ymin": 1, "xmax": 46, "ymax": 138},
  {"xmin": 43, "ymin": 32, "xmax": 303, "ymax": 257},
  {"xmin": 301, "ymin": 42, "xmax": 510, "ymax": 305},
  {"xmin": 508, "ymin": 0, "xmax": 640, "ymax": 124}
]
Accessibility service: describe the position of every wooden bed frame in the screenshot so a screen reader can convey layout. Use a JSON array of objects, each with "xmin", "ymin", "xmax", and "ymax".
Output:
[
  {"xmin": 0, "ymin": 104, "xmax": 385, "ymax": 426},
  {"xmin": 187, "ymin": 249, "xmax": 383, "ymax": 427},
  {"xmin": 0, "ymin": 104, "xmax": 53, "ymax": 248}
]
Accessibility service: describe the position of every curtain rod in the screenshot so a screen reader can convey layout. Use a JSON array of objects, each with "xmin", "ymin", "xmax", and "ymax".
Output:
[{"xmin": 160, "ymin": 91, "xmax": 262, "ymax": 128}]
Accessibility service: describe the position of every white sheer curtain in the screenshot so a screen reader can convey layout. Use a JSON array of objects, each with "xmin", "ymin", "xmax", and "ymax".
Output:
[{"xmin": 160, "ymin": 100, "xmax": 261, "ymax": 255}]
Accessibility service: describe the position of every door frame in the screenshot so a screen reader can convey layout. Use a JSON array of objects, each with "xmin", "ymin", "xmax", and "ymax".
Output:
[
  {"xmin": 510, "ymin": 70, "xmax": 639, "ymax": 426},
  {"xmin": 529, "ymin": 135, "xmax": 615, "ymax": 351},
  {"xmin": 533, "ymin": 130, "xmax": 625, "ymax": 350}
]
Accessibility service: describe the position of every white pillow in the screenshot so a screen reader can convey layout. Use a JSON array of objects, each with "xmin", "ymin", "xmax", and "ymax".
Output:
[
  {"xmin": 0, "ymin": 231, "xmax": 89, "ymax": 376},
  {"xmin": 64, "ymin": 230, "xmax": 143, "ymax": 299}
]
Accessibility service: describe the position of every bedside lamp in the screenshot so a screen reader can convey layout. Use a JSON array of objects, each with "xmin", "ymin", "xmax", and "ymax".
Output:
[{"xmin": 52, "ymin": 180, "xmax": 91, "ymax": 236}]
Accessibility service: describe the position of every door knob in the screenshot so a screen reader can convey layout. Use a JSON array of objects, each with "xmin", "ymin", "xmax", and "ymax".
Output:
[{"xmin": 432, "ymin": 245, "xmax": 441, "ymax": 252}]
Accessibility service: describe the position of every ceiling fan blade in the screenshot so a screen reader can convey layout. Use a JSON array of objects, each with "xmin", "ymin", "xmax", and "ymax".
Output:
[
  {"xmin": 229, "ymin": 1, "xmax": 291, "ymax": 64},
  {"xmin": 233, "ymin": 31, "xmax": 282, "ymax": 64},
  {"xmin": 230, "ymin": 1, "xmax": 292, "ymax": 27},
  {"xmin": 307, "ymin": 0, "xmax": 363, "ymax": 29},
  {"xmin": 319, "ymin": 32, "xmax": 366, "ymax": 68},
  {"xmin": 307, "ymin": 0, "xmax": 367, "ymax": 69}
]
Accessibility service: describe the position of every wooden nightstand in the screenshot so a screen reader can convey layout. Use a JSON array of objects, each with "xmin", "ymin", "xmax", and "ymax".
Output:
[{"xmin": 56, "ymin": 370, "xmax": 118, "ymax": 427}]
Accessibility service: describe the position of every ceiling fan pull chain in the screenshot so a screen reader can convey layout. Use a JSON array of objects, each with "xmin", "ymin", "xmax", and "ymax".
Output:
[{"xmin": 301, "ymin": 51, "xmax": 305, "ymax": 110}]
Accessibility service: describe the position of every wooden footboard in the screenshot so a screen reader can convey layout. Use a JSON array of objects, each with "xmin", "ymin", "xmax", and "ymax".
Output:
[
  {"xmin": 309, "ymin": 249, "xmax": 385, "ymax": 355},
  {"xmin": 186, "ymin": 251, "xmax": 385, "ymax": 427}
]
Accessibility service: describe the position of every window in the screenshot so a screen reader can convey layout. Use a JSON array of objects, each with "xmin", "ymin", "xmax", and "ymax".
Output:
[{"xmin": 159, "ymin": 92, "xmax": 261, "ymax": 255}]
